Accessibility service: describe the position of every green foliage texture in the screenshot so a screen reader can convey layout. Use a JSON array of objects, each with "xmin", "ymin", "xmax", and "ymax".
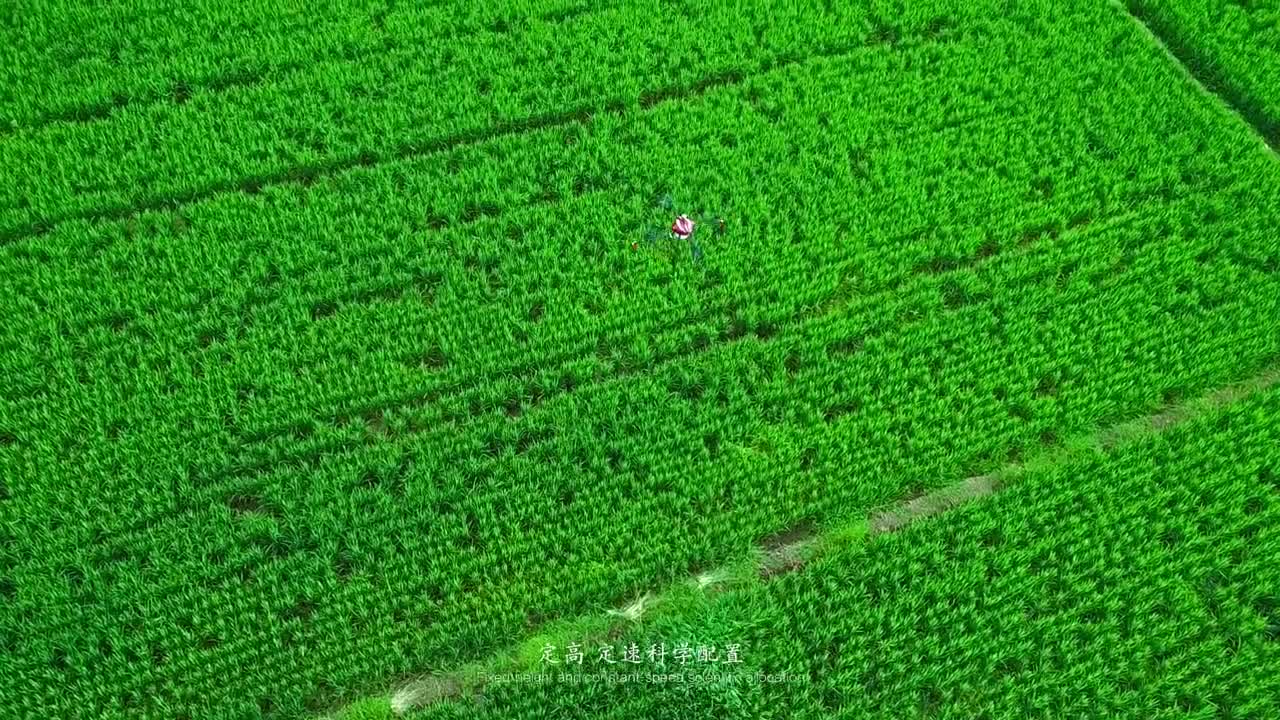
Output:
[{"xmin": 0, "ymin": 0, "xmax": 1278, "ymax": 718}]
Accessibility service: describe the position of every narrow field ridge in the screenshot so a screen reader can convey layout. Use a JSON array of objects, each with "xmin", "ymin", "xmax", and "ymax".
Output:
[
  {"xmin": 3, "ymin": 65, "xmax": 277, "ymax": 134},
  {"xmin": 868, "ymin": 475, "xmax": 998, "ymax": 535},
  {"xmin": 330, "ymin": 363, "xmax": 1280, "ymax": 718},
  {"xmin": 1111, "ymin": 0, "xmax": 1280, "ymax": 159}
]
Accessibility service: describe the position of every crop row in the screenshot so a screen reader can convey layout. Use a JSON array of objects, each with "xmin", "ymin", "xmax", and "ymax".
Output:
[
  {"xmin": 0, "ymin": 197, "xmax": 1163, "ymax": 572},
  {"xmin": 0, "ymin": 0, "xmax": 1240, "ymax": 359},
  {"xmin": 0, "ymin": 50, "xmax": 1047, "ymax": 352},
  {"xmin": 0, "ymin": 43, "xmax": 1080, "ymax": 548},
  {"xmin": 2, "ymin": 143, "xmax": 1265, "ymax": 569},
  {"xmin": 0, "ymin": 0, "xmax": 964, "ymax": 235},
  {"xmin": 10, "ymin": 173, "xmax": 1253, "ymax": 559},
  {"xmin": 0, "ymin": 0, "xmax": 587, "ymax": 131},
  {"xmin": 0, "ymin": 33, "xmax": 1039, "ymax": 365},
  {"xmin": 0, "ymin": 39, "xmax": 1013, "ymax": 541},
  {"xmin": 1, "ymin": 16, "xmax": 1260, "ymax": 534},
  {"xmin": 0, "ymin": 18, "xmax": 1011, "ymax": 352}
]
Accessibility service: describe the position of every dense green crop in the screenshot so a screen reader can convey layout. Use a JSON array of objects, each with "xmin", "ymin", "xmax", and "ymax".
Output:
[
  {"xmin": 0, "ymin": 0, "xmax": 957, "ymax": 240},
  {"xmin": 1, "ymin": 0, "xmax": 1278, "ymax": 718},
  {"xmin": 0, "ymin": 1, "xmax": 588, "ymax": 132},
  {"xmin": 419, "ymin": 378, "xmax": 1280, "ymax": 720}
]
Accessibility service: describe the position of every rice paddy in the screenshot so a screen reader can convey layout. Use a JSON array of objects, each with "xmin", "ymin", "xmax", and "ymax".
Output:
[{"xmin": 1, "ymin": 1, "xmax": 1278, "ymax": 718}]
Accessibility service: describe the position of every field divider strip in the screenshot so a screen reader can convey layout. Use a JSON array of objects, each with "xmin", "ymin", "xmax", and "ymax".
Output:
[
  {"xmin": 1110, "ymin": 0, "xmax": 1280, "ymax": 161},
  {"xmin": 316, "ymin": 365, "xmax": 1280, "ymax": 719}
]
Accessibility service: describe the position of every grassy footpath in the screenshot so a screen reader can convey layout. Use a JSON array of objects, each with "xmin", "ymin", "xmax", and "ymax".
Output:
[
  {"xmin": 1119, "ymin": 0, "xmax": 1280, "ymax": 150},
  {"xmin": 388, "ymin": 372, "xmax": 1280, "ymax": 720}
]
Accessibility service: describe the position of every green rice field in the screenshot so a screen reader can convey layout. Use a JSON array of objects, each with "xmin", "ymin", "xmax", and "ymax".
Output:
[{"xmin": 1, "ymin": 0, "xmax": 1278, "ymax": 718}]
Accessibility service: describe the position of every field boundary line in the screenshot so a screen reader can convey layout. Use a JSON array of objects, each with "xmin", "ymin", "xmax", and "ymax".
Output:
[
  {"xmin": 1110, "ymin": 0, "xmax": 1280, "ymax": 162},
  {"xmin": 317, "ymin": 363, "xmax": 1280, "ymax": 718}
]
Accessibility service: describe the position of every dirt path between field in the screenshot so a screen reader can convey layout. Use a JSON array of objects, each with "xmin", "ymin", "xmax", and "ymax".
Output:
[
  {"xmin": 868, "ymin": 475, "xmax": 1000, "ymax": 535},
  {"xmin": 345, "ymin": 365, "xmax": 1280, "ymax": 718},
  {"xmin": 867, "ymin": 367, "xmax": 1280, "ymax": 537}
]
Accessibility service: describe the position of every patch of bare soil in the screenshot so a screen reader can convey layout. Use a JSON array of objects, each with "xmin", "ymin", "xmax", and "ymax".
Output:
[
  {"xmin": 390, "ymin": 674, "xmax": 464, "ymax": 714},
  {"xmin": 868, "ymin": 475, "xmax": 1000, "ymax": 535},
  {"xmin": 757, "ymin": 520, "xmax": 819, "ymax": 578}
]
